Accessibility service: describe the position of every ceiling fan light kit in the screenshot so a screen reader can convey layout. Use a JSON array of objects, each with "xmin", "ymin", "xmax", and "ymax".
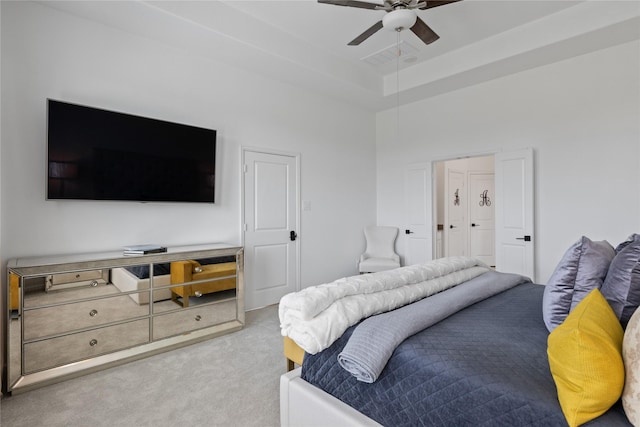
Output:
[
  {"xmin": 318, "ymin": 0, "xmax": 461, "ymax": 46},
  {"xmin": 383, "ymin": 9, "xmax": 417, "ymax": 32}
]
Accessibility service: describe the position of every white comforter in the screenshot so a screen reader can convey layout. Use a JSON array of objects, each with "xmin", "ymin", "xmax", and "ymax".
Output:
[{"xmin": 279, "ymin": 256, "xmax": 489, "ymax": 354}]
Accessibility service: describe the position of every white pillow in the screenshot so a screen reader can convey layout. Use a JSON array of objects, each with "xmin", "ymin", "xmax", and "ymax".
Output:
[{"xmin": 623, "ymin": 307, "xmax": 640, "ymax": 425}]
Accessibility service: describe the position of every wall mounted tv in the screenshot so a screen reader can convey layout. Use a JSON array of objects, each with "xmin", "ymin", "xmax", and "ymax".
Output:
[{"xmin": 47, "ymin": 99, "xmax": 216, "ymax": 203}]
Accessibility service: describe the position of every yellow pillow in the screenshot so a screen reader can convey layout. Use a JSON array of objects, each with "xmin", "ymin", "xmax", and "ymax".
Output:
[{"xmin": 547, "ymin": 289, "xmax": 624, "ymax": 427}]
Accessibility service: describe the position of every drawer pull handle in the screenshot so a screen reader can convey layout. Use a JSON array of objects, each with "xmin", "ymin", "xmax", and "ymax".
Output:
[
  {"xmin": 89, "ymin": 339, "xmax": 98, "ymax": 347},
  {"xmin": 195, "ymin": 315, "xmax": 202, "ymax": 321},
  {"xmin": 89, "ymin": 309, "xmax": 98, "ymax": 317},
  {"xmin": 90, "ymin": 280, "xmax": 99, "ymax": 287},
  {"xmin": 194, "ymin": 291, "xmax": 202, "ymax": 298}
]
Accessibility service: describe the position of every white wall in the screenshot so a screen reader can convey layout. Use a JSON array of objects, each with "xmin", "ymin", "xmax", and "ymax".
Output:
[
  {"xmin": 377, "ymin": 40, "xmax": 640, "ymax": 283},
  {"xmin": 0, "ymin": 2, "xmax": 377, "ymax": 287}
]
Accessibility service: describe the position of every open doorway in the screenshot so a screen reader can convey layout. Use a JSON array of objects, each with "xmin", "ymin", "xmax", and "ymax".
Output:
[
  {"xmin": 404, "ymin": 148, "xmax": 533, "ymax": 278},
  {"xmin": 434, "ymin": 155, "xmax": 495, "ymax": 267}
]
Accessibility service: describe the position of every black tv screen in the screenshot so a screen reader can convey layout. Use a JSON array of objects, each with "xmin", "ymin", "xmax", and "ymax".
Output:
[{"xmin": 47, "ymin": 99, "xmax": 216, "ymax": 203}]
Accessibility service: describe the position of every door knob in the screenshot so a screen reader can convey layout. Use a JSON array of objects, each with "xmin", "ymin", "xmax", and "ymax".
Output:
[
  {"xmin": 290, "ymin": 230, "xmax": 298, "ymax": 241},
  {"xmin": 471, "ymin": 223, "xmax": 477, "ymax": 227},
  {"xmin": 449, "ymin": 225, "xmax": 456, "ymax": 229},
  {"xmin": 405, "ymin": 229, "xmax": 414, "ymax": 234},
  {"xmin": 516, "ymin": 235, "xmax": 532, "ymax": 242}
]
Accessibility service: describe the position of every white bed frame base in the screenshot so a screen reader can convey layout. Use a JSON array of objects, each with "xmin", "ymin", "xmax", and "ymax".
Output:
[{"xmin": 280, "ymin": 368, "xmax": 382, "ymax": 427}]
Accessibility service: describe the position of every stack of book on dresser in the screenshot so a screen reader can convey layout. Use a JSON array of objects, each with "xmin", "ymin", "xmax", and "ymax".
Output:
[{"xmin": 123, "ymin": 244, "xmax": 167, "ymax": 255}]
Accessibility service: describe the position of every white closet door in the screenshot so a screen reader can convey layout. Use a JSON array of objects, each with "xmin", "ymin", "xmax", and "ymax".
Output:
[
  {"xmin": 445, "ymin": 168, "xmax": 466, "ymax": 257},
  {"xmin": 243, "ymin": 150, "xmax": 299, "ymax": 310},
  {"xmin": 404, "ymin": 164, "xmax": 432, "ymax": 265},
  {"xmin": 495, "ymin": 148, "xmax": 535, "ymax": 281},
  {"xmin": 469, "ymin": 172, "xmax": 495, "ymax": 266}
]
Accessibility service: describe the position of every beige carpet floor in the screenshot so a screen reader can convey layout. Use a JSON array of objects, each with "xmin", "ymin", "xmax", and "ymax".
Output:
[{"xmin": 1, "ymin": 304, "xmax": 285, "ymax": 427}]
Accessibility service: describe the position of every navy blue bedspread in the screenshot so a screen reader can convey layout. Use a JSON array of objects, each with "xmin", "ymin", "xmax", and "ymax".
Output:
[{"xmin": 301, "ymin": 283, "xmax": 630, "ymax": 427}]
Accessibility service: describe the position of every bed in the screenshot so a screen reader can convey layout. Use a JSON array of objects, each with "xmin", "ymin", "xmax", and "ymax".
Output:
[
  {"xmin": 280, "ymin": 247, "xmax": 640, "ymax": 427},
  {"xmin": 110, "ymin": 264, "xmax": 172, "ymax": 304},
  {"xmin": 110, "ymin": 256, "xmax": 236, "ymax": 305}
]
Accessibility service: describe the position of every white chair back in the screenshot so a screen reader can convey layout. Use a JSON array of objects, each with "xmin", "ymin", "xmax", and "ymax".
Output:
[{"xmin": 363, "ymin": 226, "xmax": 398, "ymax": 258}]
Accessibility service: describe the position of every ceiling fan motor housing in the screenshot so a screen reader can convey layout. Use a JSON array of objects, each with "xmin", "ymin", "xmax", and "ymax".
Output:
[{"xmin": 382, "ymin": 9, "xmax": 417, "ymax": 31}]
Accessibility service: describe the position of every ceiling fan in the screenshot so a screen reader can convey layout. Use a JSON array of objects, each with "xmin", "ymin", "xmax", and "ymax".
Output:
[{"xmin": 318, "ymin": 0, "xmax": 461, "ymax": 46}]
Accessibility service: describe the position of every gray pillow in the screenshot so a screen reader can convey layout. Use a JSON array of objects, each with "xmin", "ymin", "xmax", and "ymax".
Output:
[
  {"xmin": 542, "ymin": 236, "xmax": 615, "ymax": 332},
  {"xmin": 601, "ymin": 234, "xmax": 640, "ymax": 328}
]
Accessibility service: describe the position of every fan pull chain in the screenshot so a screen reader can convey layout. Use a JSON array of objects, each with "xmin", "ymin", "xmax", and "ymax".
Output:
[{"xmin": 396, "ymin": 29, "xmax": 401, "ymax": 145}]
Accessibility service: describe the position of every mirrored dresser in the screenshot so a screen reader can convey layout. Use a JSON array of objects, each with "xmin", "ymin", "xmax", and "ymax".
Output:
[{"xmin": 5, "ymin": 243, "xmax": 244, "ymax": 394}]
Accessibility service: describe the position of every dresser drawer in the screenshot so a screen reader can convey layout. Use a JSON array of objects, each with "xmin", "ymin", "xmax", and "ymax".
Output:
[
  {"xmin": 153, "ymin": 299, "xmax": 236, "ymax": 340},
  {"xmin": 48, "ymin": 269, "xmax": 105, "ymax": 285},
  {"xmin": 24, "ymin": 293, "xmax": 150, "ymax": 340},
  {"xmin": 24, "ymin": 318, "xmax": 149, "ymax": 373},
  {"xmin": 46, "ymin": 269, "xmax": 108, "ymax": 292}
]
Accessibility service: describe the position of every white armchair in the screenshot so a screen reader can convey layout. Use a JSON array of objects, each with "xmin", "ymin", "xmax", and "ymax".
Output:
[{"xmin": 358, "ymin": 226, "xmax": 401, "ymax": 273}]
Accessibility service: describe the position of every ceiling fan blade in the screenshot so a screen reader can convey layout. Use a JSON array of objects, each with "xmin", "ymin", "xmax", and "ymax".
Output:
[
  {"xmin": 419, "ymin": 0, "xmax": 462, "ymax": 10},
  {"xmin": 410, "ymin": 17, "xmax": 439, "ymax": 45},
  {"xmin": 318, "ymin": 0, "xmax": 381, "ymax": 10},
  {"xmin": 348, "ymin": 20, "xmax": 384, "ymax": 45}
]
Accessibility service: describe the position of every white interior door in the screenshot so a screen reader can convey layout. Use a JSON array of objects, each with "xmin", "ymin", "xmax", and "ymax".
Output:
[
  {"xmin": 404, "ymin": 164, "xmax": 432, "ymax": 266},
  {"xmin": 445, "ymin": 168, "xmax": 466, "ymax": 256},
  {"xmin": 243, "ymin": 150, "xmax": 299, "ymax": 310},
  {"xmin": 495, "ymin": 148, "xmax": 535, "ymax": 280},
  {"xmin": 469, "ymin": 172, "xmax": 495, "ymax": 266}
]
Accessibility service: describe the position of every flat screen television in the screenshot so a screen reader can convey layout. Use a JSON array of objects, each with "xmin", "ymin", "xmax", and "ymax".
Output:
[{"xmin": 47, "ymin": 99, "xmax": 216, "ymax": 203}]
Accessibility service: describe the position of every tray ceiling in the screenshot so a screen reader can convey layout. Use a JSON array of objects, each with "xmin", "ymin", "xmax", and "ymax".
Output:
[{"xmin": 42, "ymin": 1, "xmax": 640, "ymax": 110}]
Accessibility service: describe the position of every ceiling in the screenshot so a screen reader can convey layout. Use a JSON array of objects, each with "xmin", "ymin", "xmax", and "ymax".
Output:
[
  {"xmin": 221, "ymin": 0, "xmax": 579, "ymax": 75},
  {"xmin": 44, "ymin": 0, "xmax": 640, "ymax": 111}
]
